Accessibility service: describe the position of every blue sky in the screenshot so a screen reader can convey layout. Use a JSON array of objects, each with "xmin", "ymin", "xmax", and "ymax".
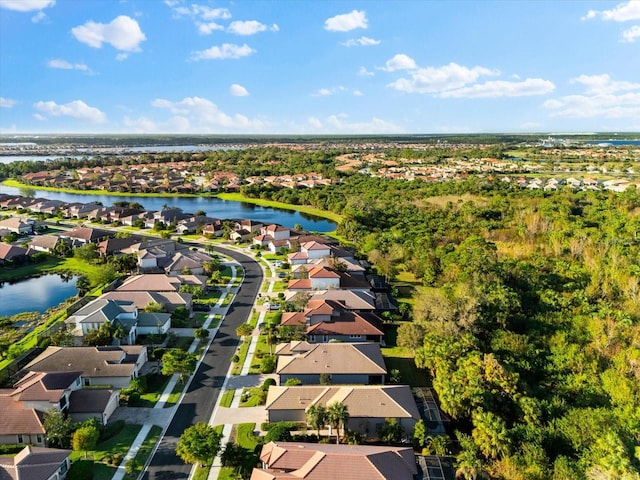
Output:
[{"xmin": 0, "ymin": 0, "xmax": 639, "ymax": 135}]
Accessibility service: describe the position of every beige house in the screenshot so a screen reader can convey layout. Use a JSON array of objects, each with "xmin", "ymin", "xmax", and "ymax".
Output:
[
  {"xmin": 251, "ymin": 441, "xmax": 417, "ymax": 480},
  {"xmin": 275, "ymin": 342, "xmax": 386, "ymax": 385},
  {"xmin": 25, "ymin": 346, "xmax": 147, "ymax": 389},
  {"xmin": 266, "ymin": 385, "xmax": 420, "ymax": 437}
]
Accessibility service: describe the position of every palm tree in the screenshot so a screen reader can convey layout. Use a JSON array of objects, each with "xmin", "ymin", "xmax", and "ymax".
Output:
[
  {"xmin": 326, "ymin": 402, "xmax": 349, "ymax": 444},
  {"xmin": 306, "ymin": 404, "xmax": 326, "ymax": 437}
]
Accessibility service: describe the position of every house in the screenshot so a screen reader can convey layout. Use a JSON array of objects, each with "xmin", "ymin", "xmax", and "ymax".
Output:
[
  {"xmin": 275, "ymin": 342, "xmax": 386, "ymax": 385},
  {"xmin": 67, "ymin": 388, "xmax": 119, "ymax": 425},
  {"xmin": 58, "ymin": 226, "xmax": 111, "ymax": 244},
  {"xmin": 66, "ymin": 298, "xmax": 139, "ymax": 345},
  {"xmin": 251, "ymin": 442, "xmax": 418, "ymax": 480},
  {"xmin": 265, "ymin": 385, "xmax": 420, "ymax": 437},
  {"xmin": 0, "ymin": 393, "xmax": 46, "ymax": 446},
  {"xmin": 24, "ymin": 345, "xmax": 147, "ymax": 389},
  {"xmin": 286, "ymin": 290, "xmax": 377, "ymax": 312},
  {"xmin": 101, "ymin": 290, "xmax": 189, "ymax": 316},
  {"xmin": 0, "ymin": 217, "xmax": 36, "ymax": 234},
  {"xmin": 28, "ymin": 235, "xmax": 62, "ymax": 253},
  {"xmin": 280, "ymin": 300, "xmax": 384, "ymax": 343},
  {"xmin": 9, "ymin": 371, "xmax": 82, "ymax": 415},
  {"xmin": 0, "ymin": 243, "xmax": 31, "ymax": 265},
  {"xmin": 163, "ymin": 250, "xmax": 213, "ymax": 276},
  {"xmin": 260, "ymin": 224, "xmax": 291, "ymax": 241},
  {"xmin": 116, "ymin": 274, "xmax": 182, "ymax": 292},
  {"xmin": 0, "ymin": 446, "xmax": 71, "ymax": 480}
]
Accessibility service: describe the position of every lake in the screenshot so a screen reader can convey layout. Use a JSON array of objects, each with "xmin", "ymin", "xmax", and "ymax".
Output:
[
  {"xmin": 0, "ymin": 185, "xmax": 337, "ymax": 232},
  {"xmin": 0, "ymin": 274, "xmax": 78, "ymax": 318}
]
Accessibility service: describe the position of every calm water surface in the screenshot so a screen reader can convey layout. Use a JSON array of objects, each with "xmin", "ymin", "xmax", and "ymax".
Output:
[
  {"xmin": 0, "ymin": 185, "xmax": 336, "ymax": 232},
  {"xmin": 0, "ymin": 274, "xmax": 78, "ymax": 317}
]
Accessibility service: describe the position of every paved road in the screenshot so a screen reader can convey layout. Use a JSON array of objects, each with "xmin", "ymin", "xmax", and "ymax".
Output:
[{"xmin": 142, "ymin": 246, "xmax": 262, "ymax": 480}]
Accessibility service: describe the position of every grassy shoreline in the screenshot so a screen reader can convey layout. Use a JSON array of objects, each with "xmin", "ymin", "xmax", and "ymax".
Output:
[{"xmin": 1, "ymin": 179, "xmax": 342, "ymax": 223}]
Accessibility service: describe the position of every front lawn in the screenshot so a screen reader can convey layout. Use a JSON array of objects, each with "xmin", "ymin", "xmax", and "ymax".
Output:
[
  {"xmin": 126, "ymin": 425, "xmax": 162, "ymax": 480},
  {"xmin": 231, "ymin": 338, "xmax": 251, "ymax": 375}
]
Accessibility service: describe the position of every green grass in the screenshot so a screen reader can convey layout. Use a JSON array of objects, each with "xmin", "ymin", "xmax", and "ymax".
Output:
[
  {"xmin": 126, "ymin": 425, "xmax": 162, "ymax": 480},
  {"xmin": 271, "ymin": 280, "xmax": 287, "ymax": 293},
  {"xmin": 163, "ymin": 380, "xmax": 186, "ymax": 407},
  {"xmin": 216, "ymin": 192, "xmax": 343, "ymax": 223},
  {"xmin": 249, "ymin": 336, "xmax": 274, "ymax": 374},
  {"xmin": 193, "ymin": 312, "xmax": 209, "ymax": 326},
  {"xmin": 193, "ymin": 465, "xmax": 210, "ymax": 480},
  {"xmin": 138, "ymin": 375, "xmax": 171, "ymax": 407},
  {"xmin": 232, "ymin": 338, "xmax": 251, "ymax": 375},
  {"xmin": 68, "ymin": 423, "xmax": 142, "ymax": 479},
  {"xmin": 236, "ymin": 423, "xmax": 259, "ymax": 450},
  {"xmin": 240, "ymin": 387, "xmax": 265, "ymax": 407},
  {"xmin": 381, "ymin": 326, "xmax": 429, "ymax": 387},
  {"xmin": 219, "ymin": 389, "xmax": 235, "ymax": 408}
]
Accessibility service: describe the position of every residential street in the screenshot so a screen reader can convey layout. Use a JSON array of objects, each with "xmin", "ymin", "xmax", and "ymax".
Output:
[{"xmin": 142, "ymin": 246, "xmax": 263, "ymax": 480}]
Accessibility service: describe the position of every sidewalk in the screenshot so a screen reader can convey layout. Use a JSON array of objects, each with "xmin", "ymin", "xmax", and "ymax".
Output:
[{"xmin": 111, "ymin": 264, "xmax": 239, "ymax": 480}]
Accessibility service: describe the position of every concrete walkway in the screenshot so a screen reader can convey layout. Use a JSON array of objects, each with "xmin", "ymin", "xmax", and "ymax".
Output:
[{"xmin": 111, "ymin": 262, "xmax": 240, "ymax": 480}]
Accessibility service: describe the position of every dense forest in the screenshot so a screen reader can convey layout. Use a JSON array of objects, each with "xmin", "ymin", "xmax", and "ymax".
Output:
[
  {"xmin": 246, "ymin": 175, "xmax": 640, "ymax": 479},
  {"xmin": 2, "ymin": 141, "xmax": 639, "ymax": 478}
]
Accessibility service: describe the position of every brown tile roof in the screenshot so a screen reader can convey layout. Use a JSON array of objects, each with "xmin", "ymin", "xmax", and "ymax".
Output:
[
  {"xmin": 276, "ymin": 342, "xmax": 386, "ymax": 376},
  {"xmin": 24, "ymin": 346, "xmax": 145, "ymax": 379},
  {"xmin": 287, "ymin": 279, "xmax": 312, "ymax": 290},
  {"xmin": 11, "ymin": 371, "xmax": 81, "ymax": 403},
  {"xmin": 266, "ymin": 385, "xmax": 420, "ymax": 424},
  {"xmin": 117, "ymin": 274, "xmax": 182, "ymax": 292},
  {"xmin": 306, "ymin": 311, "xmax": 383, "ymax": 337},
  {"xmin": 0, "ymin": 393, "xmax": 45, "ymax": 436},
  {"xmin": 252, "ymin": 442, "xmax": 417, "ymax": 480},
  {"xmin": 307, "ymin": 267, "xmax": 340, "ymax": 279}
]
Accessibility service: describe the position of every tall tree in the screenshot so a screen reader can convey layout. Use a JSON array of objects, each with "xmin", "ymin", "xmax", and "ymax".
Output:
[
  {"xmin": 43, "ymin": 409, "xmax": 73, "ymax": 448},
  {"xmin": 326, "ymin": 401, "xmax": 349, "ymax": 444},
  {"xmin": 176, "ymin": 422, "xmax": 222, "ymax": 466},
  {"xmin": 161, "ymin": 350, "xmax": 198, "ymax": 384},
  {"xmin": 306, "ymin": 404, "xmax": 327, "ymax": 437},
  {"xmin": 72, "ymin": 425, "xmax": 100, "ymax": 459}
]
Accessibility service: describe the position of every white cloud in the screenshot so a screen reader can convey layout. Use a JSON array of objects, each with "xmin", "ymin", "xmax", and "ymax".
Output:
[
  {"xmin": 115, "ymin": 53, "xmax": 129, "ymax": 61},
  {"xmin": 150, "ymin": 96, "xmax": 266, "ymax": 131},
  {"xmin": 312, "ymin": 86, "xmax": 346, "ymax": 97},
  {"xmin": 227, "ymin": 20, "xmax": 278, "ymax": 35},
  {"xmin": 621, "ymin": 24, "xmax": 640, "ymax": 41},
  {"xmin": 571, "ymin": 74, "xmax": 640, "ymax": 94},
  {"xmin": 198, "ymin": 22, "xmax": 224, "ymax": 34},
  {"xmin": 353, "ymin": 90, "xmax": 363, "ymax": 96},
  {"xmin": 324, "ymin": 10, "xmax": 367, "ymax": 32},
  {"xmin": 34, "ymin": 100, "xmax": 107, "ymax": 123},
  {"xmin": 310, "ymin": 114, "xmax": 402, "ymax": 134},
  {"xmin": 165, "ymin": 2, "xmax": 231, "ymax": 20},
  {"xmin": 0, "ymin": 97, "xmax": 17, "ymax": 108},
  {"xmin": 47, "ymin": 59, "xmax": 93, "ymax": 73},
  {"xmin": 342, "ymin": 36, "xmax": 380, "ymax": 47},
  {"xmin": 544, "ymin": 74, "xmax": 640, "ymax": 119},
  {"xmin": 388, "ymin": 62, "xmax": 499, "ymax": 94},
  {"xmin": 33, "ymin": 113, "xmax": 48, "ymax": 122},
  {"xmin": 230, "ymin": 84, "xmax": 249, "ymax": 96},
  {"xmin": 191, "ymin": 43, "xmax": 255, "ymax": 60},
  {"xmin": 0, "ymin": 0, "xmax": 54, "ymax": 12},
  {"xmin": 440, "ymin": 78, "xmax": 555, "ymax": 98},
  {"xmin": 31, "ymin": 11, "xmax": 46, "ymax": 22},
  {"xmin": 123, "ymin": 115, "xmax": 190, "ymax": 133},
  {"xmin": 358, "ymin": 66, "xmax": 374, "ymax": 77},
  {"xmin": 382, "ymin": 54, "xmax": 417, "ymax": 72},
  {"xmin": 582, "ymin": 1, "xmax": 640, "ymax": 21},
  {"xmin": 71, "ymin": 15, "xmax": 146, "ymax": 52}
]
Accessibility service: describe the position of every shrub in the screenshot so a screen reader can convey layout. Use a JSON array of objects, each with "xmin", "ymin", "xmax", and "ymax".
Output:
[
  {"xmin": 231, "ymin": 354, "xmax": 240, "ymax": 364},
  {"xmin": 125, "ymin": 458, "xmax": 139, "ymax": 475},
  {"xmin": 260, "ymin": 355, "xmax": 276, "ymax": 374},
  {"xmin": 262, "ymin": 378, "xmax": 277, "ymax": 391},
  {"xmin": 284, "ymin": 378, "xmax": 302, "ymax": 386}
]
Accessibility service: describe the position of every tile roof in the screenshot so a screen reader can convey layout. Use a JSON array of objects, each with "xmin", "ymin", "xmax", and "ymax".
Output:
[
  {"xmin": 11, "ymin": 371, "xmax": 81, "ymax": 403},
  {"xmin": 0, "ymin": 446, "xmax": 71, "ymax": 480},
  {"xmin": 24, "ymin": 346, "xmax": 145, "ymax": 378},
  {"xmin": 252, "ymin": 442, "xmax": 417, "ymax": 480},
  {"xmin": 117, "ymin": 274, "xmax": 182, "ymax": 292},
  {"xmin": 68, "ymin": 389, "xmax": 116, "ymax": 413},
  {"xmin": 0, "ymin": 393, "xmax": 45, "ymax": 436},
  {"xmin": 266, "ymin": 385, "xmax": 419, "ymax": 424},
  {"xmin": 276, "ymin": 342, "xmax": 386, "ymax": 375}
]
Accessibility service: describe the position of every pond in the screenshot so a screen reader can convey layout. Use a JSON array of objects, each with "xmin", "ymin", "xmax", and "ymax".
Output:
[
  {"xmin": 0, "ymin": 274, "xmax": 78, "ymax": 318},
  {"xmin": 0, "ymin": 185, "xmax": 337, "ymax": 232}
]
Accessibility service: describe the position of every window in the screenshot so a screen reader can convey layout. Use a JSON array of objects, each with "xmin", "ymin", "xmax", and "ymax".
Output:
[
  {"xmin": 17, "ymin": 435, "xmax": 23, "ymax": 444},
  {"xmin": 84, "ymin": 378, "xmax": 90, "ymax": 386},
  {"xmin": 36, "ymin": 435, "xmax": 43, "ymax": 443},
  {"xmin": 349, "ymin": 334, "xmax": 362, "ymax": 339}
]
